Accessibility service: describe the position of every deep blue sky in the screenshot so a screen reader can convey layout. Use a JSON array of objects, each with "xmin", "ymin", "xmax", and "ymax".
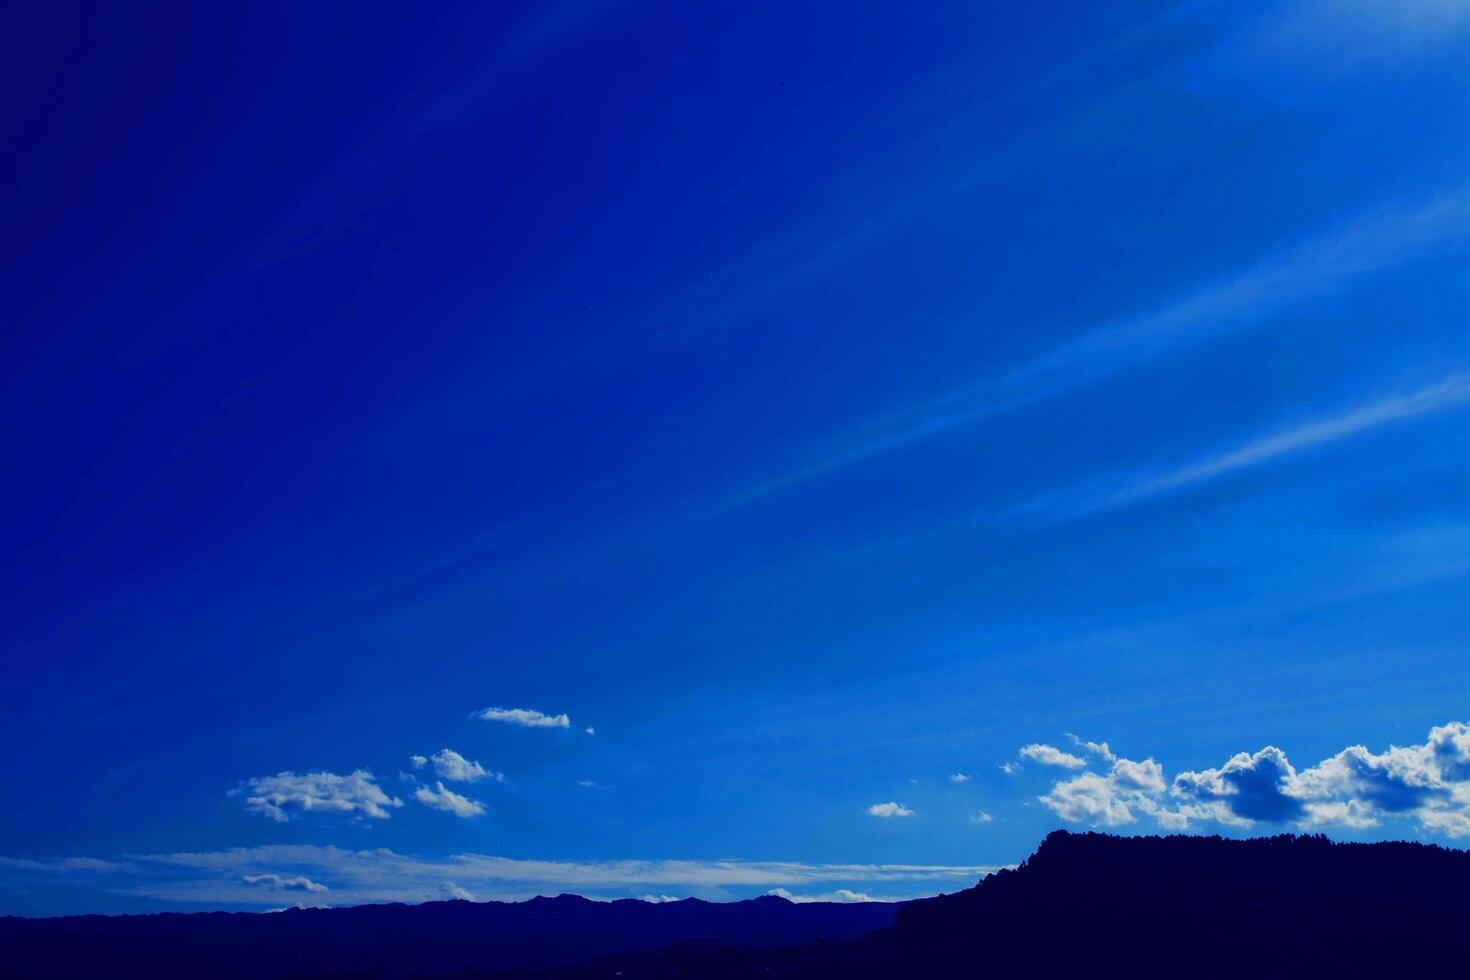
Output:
[{"xmin": 6, "ymin": 0, "xmax": 1470, "ymax": 915}]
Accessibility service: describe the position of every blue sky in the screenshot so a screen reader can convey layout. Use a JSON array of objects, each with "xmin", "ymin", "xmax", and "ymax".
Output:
[{"xmin": 5, "ymin": 0, "xmax": 1470, "ymax": 915}]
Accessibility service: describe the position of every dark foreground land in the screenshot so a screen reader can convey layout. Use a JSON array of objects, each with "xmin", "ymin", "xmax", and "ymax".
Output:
[{"xmin": 4, "ymin": 830, "xmax": 1468, "ymax": 978}]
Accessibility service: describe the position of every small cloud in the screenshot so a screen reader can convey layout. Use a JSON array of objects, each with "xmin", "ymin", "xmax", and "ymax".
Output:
[
  {"xmin": 1000, "ymin": 762, "xmax": 1020, "ymax": 775},
  {"xmin": 241, "ymin": 873, "xmax": 329, "ymax": 894},
  {"xmin": 867, "ymin": 801, "xmax": 915, "ymax": 818},
  {"xmin": 473, "ymin": 706, "xmax": 571, "ymax": 729},
  {"xmin": 438, "ymin": 882, "xmax": 475, "ymax": 901},
  {"xmin": 413, "ymin": 749, "xmax": 503, "ymax": 784},
  {"xmin": 1019, "ymin": 743, "xmax": 1088, "ymax": 769},
  {"xmin": 585, "ymin": 726, "xmax": 595, "ymax": 735},
  {"xmin": 414, "ymin": 782, "xmax": 486, "ymax": 818},
  {"xmin": 230, "ymin": 770, "xmax": 403, "ymax": 822},
  {"xmin": 639, "ymin": 894, "xmax": 681, "ymax": 903},
  {"xmin": 949, "ymin": 773, "xmax": 972, "ymax": 783},
  {"xmin": 577, "ymin": 779, "xmax": 608, "ymax": 789},
  {"xmin": 767, "ymin": 887, "xmax": 881, "ymax": 903},
  {"xmin": 970, "ymin": 810, "xmax": 994, "ymax": 824},
  {"xmin": 1067, "ymin": 734, "xmax": 1118, "ymax": 762}
]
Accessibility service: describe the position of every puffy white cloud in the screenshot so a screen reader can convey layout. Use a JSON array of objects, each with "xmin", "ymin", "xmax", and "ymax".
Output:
[
  {"xmin": 639, "ymin": 894, "xmax": 681, "ymax": 903},
  {"xmin": 473, "ymin": 706, "xmax": 570, "ymax": 729},
  {"xmin": 231, "ymin": 771, "xmax": 403, "ymax": 822},
  {"xmin": 970, "ymin": 810, "xmax": 993, "ymax": 824},
  {"xmin": 949, "ymin": 773, "xmax": 972, "ymax": 783},
  {"xmin": 1039, "ymin": 758, "xmax": 1166, "ymax": 826},
  {"xmin": 241, "ymin": 873, "xmax": 328, "ymax": 894},
  {"xmin": 438, "ymin": 882, "xmax": 475, "ymax": 901},
  {"xmin": 1019, "ymin": 743, "xmax": 1088, "ymax": 769},
  {"xmin": 1032, "ymin": 722, "xmax": 1470, "ymax": 838},
  {"xmin": 414, "ymin": 781, "xmax": 486, "ymax": 818},
  {"xmin": 412, "ymin": 749, "xmax": 502, "ymax": 784},
  {"xmin": 1000, "ymin": 762, "xmax": 1020, "ymax": 775},
  {"xmin": 867, "ymin": 802, "xmax": 915, "ymax": 818}
]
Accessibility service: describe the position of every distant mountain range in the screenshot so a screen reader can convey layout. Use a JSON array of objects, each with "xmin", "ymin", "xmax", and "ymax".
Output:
[
  {"xmin": 5, "ymin": 831, "xmax": 1468, "ymax": 978},
  {"xmin": 0, "ymin": 889, "xmax": 899, "ymax": 978}
]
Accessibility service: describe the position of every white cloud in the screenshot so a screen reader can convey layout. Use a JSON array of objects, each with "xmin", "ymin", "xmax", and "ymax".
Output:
[
  {"xmin": 949, "ymin": 773, "xmax": 972, "ymax": 783},
  {"xmin": 867, "ymin": 802, "xmax": 915, "ymax": 818},
  {"xmin": 585, "ymin": 726, "xmax": 596, "ymax": 735},
  {"xmin": 970, "ymin": 810, "xmax": 993, "ymax": 824},
  {"xmin": 1019, "ymin": 743, "xmax": 1088, "ymax": 769},
  {"xmin": 766, "ymin": 887, "xmax": 882, "ymax": 903},
  {"xmin": 1031, "ymin": 722, "xmax": 1470, "ymax": 838},
  {"xmin": 415, "ymin": 782, "xmax": 486, "ymax": 818},
  {"xmin": 231, "ymin": 771, "xmax": 403, "ymax": 822},
  {"xmin": 241, "ymin": 873, "xmax": 328, "ymax": 894},
  {"xmin": 1000, "ymin": 762, "xmax": 1020, "ymax": 775},
  {"xmin": 473, "ymin": 706, "xmax": 571, "ymax": 729},
  {"xmin": 438, "ymin": 882, "xmax": 475, "ymax": 901},
  {"xmin": 1039, "ymin": 757, "xmax": 1168, "ymax": 826},
  {"xmin": 413, "ymin": 749, "xmax": 503, "ymax": 784},
  {"xmin": 639, "ymin": 894, "xmax": 681, "ymax": 903},
  {"xmin": 1068, "ymin": 735, "xmax": 1117, "ymax": 762}
]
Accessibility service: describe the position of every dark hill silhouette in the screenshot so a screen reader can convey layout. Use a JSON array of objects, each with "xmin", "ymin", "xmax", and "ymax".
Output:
[
  {"xmin": 523, "ymin": 830, "xmax": 1470, "ymax": 979},
  {"xmin": 0, "ymin": 891, "xmax": 899, "ymax": 978},
  {"xmin": 7, "ymin": 832, "xmax": 1469, "ymax": 978}
]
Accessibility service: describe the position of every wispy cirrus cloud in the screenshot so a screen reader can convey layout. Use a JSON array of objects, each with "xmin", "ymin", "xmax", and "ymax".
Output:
[
  {"xmin": 230, "ymin": 771, "xmax": 403, "ymax": 822},
  {"xmin": 1011, "ymin": 370, "xmax": 1470, "ymax": 525},
  {"xmin": 737, "ymin": 187, "xmax": 1470, "ymax": 503},
  {"xmin": 0, "ymin": 856, "xmax": 134, "ymax": 874},
  {"xmin": 473, "ymin": 706, "xmax": 572, "ymax": 729}
]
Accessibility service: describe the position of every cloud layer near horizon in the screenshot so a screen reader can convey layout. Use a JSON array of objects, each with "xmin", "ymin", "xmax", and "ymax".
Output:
[{"xmin": 0, "ymin": 846, "xmax": 997, "ymax": 909}]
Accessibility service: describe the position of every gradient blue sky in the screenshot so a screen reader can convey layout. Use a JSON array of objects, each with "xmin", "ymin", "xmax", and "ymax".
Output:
[{"xmin": 6, "ymin": 0, "xmax": 1470, "ymax": 916}]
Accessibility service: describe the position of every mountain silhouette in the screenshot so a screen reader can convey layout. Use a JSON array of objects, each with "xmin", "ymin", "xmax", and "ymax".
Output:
[
  {"xmin": 521, "ymin": 830, "xmax": 1470, "ymax": 978},
  {"xmin": 5, "ymin": 831, "xmax": 1468, "ymax": 978},
  {"xmin": 0, "ymin": 891, "xmax": 898, "ymax": 978}
]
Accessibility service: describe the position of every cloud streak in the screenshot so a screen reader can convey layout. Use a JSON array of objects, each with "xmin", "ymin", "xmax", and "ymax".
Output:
[
  {"xmin": 1013, "ymin": 370, "xmax": 1470, "ymax": 524},
  {"xmin": 473, "ymin": 707, "xmax": 572, "ymax": 729},
  {"xmin": 738, "ymin": 187, "xmax": 1470, "ymax": 503}
]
